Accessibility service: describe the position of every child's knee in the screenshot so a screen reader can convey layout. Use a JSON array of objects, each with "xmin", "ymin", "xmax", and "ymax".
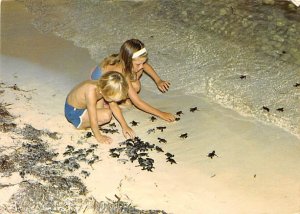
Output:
[{"xmin": 101, "ymin": 109, "xmax": 112, "ymax": 123}]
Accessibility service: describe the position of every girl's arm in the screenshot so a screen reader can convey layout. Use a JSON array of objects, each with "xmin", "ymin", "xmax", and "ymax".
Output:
[
  {"xmin": 127, "ymin": 77, "xmax": 175, "ymax": 122},
  {"xmin": 108, "ymin": 102, "xmax": 135, "ymax": 139},
  {"xmin": 143, "ymin": 63, "xmax": 170, "ymax": 93},
  {"xmin": 86, "ymin": 91, "xmax": 112, "ymax": 144}
]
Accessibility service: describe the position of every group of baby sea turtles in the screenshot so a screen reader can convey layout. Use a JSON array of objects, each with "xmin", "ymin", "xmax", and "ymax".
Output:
[
  {"xmin": 62, "ymin": 142, "xmax": 100, "ymax": 178},
  {"xmin": 98, "ymin": 106, "xmax": 219, "ymax": 171},
  {"xmin": 109, "ymin": 137, "xmax": 175, "ymax": 171}
]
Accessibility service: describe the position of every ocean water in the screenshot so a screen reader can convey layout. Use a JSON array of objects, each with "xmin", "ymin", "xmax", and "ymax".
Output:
[{"xmin": 22, "ymin": 0, "xmax": 300, "ymax": 138}]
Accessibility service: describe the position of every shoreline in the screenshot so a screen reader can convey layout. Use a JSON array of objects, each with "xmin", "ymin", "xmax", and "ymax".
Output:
[
  {"xmin": 20, "ymin": 0, "xmax": 300, "ymax": 139},
  {"xmin": 1, "ymin": 1, "xmax": 300, "ymax": 213}
]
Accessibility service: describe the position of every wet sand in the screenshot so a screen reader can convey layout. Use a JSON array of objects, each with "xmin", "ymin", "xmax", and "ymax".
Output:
[{"xmin": 1, "ymin": 1, "xmax": 300, "ymax": 213}]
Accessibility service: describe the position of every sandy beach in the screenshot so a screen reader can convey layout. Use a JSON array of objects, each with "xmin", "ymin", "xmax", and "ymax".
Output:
[{"xmin": 1, "ymin": 1, "xmax": 300, "ymax": 214}]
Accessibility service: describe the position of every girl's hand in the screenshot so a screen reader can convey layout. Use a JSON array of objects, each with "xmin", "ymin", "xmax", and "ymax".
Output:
[
  {"xmin": 159, "ymin": 112, "xmax": 175, "ymax": 122},
  {"xmin": 122, "ymin": 126, "xmax": 136, "ymax": 139},
  {"xmin": 96, "ymin": 135, "xmax": 112, "ymax": 144},
  {"xmin": 157, "ymin": 80, "xmax": 170, "ymax": 93}
]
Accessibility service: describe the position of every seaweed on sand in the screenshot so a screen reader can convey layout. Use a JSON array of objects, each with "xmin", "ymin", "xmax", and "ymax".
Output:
[
  {"xmin": 0, "ymin": 106, "xmax": 168, "ymax": 213},
  {"xmin": 0, "ymin": 102, "xmax": 16, "ymax": 132}
]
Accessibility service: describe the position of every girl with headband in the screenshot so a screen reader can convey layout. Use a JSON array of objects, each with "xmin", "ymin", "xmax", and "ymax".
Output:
[{"xmin": 90, "ymin": 39, "xmax": 175, "ymax": 122}]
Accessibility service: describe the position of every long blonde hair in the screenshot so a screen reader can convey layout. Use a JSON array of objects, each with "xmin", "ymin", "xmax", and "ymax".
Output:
[
  {"xmin": 97, "ymin": 71, "xmax": 128, "ymax": 101},
  {"xmin": 100, "ymin": 53, "xmax": 122, "ymax": 68}
]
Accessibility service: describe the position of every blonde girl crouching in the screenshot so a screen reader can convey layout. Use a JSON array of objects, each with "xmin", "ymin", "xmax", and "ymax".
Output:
[{"xmin": 65, "ymin": 71, "xmax": 135, "ymax": 144}]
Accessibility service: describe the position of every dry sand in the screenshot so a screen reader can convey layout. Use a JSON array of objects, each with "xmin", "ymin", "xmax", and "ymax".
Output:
[{"xmin": 1, "ymin": 1, "xmax": 300, "ymax": 213}]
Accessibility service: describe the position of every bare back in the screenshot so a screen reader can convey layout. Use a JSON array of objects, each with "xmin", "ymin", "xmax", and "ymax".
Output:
[{"xmin": 67, "ymin": 80, "xmax": 102, "ymax": 109}]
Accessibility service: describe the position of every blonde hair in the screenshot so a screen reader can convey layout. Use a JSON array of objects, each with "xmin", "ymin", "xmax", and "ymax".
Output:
[
  {"xmin": 100, "ymin": 53, "xmax": 122, "ymax": 68},
  {"xmin": 97, "ymin": 71, "xmax": 128, "ymax": 101}
]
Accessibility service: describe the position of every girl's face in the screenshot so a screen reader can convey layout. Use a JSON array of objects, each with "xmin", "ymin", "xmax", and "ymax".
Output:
[{"xmin": 132, "ymin": 57, "xmax": 147, "ymax": 73}]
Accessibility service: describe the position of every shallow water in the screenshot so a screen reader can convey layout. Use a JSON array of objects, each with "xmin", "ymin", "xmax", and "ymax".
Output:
[{"xmin": 20, "ymin": 0, "xmax": 300, "ymax": 138}]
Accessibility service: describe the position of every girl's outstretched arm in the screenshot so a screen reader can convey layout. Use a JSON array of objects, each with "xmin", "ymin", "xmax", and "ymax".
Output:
[
  {"xmin": 108, "ymin": 102, "xmax": 135, "ymax": 139},
  {"xmin": 127, "ymin": 77, "xmax": 175, "ymax": 122},
  {"xmin": 143, "ymin": 63, "xmax": 170, "ymax": 93}
]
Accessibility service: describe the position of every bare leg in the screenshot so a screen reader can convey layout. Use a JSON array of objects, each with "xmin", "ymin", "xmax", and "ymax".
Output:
[{"xmin": 79, "ymin": 108, "xmax": 112, "ymax": 129}]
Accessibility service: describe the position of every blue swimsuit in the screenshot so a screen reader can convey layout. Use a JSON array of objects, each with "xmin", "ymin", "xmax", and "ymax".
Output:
[
  {"xmin": 90, "ymin": 66, "xmax": 102, "ymax": 80},
  {"xmin": 65, "ymin": 65, "xmax": 102, "ymax": 128},
  {"xmin": 64, "ymin": 100, "xmax": 87, "ymax": 128}
]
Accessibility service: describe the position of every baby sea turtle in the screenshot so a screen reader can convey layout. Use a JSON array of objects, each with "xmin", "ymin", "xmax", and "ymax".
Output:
[
  {"xmin": 150, "ymin": 116, "xmax": 157, "ymax": 122},
  {"xmin": 110, "ymin": 153, "xmax": 120, "ymax": 158},
  {"xmin": 176, "ymin": 111, "xmax": 184, "ymax": 116},
  {"xmin": 190, "ymin": 107, "xmax": 199, "ymax": 112},
  {"xmin": 165, "ymin": 152, "xmax": 174, "ymax": 158},
  {"xmin": 179, "ymin": 133, "xmax": 188, "ymax": 139},
  {"xmin": 276, "ymin": 107, "xmax": 284, "ymax": 112},
  {"xmin": 80, "ymin": 170, "xmax": 90, "ymax": 178},
  {"xmin": 262, "ymin": 106, "xmax": 270, "ymax": 112},
  {"xmin": 66, "ymin": 145, "xmax": 75, "ymax": 152},
  {"xmin": 90, "ymin": 144, "xmax": 98, "ymax": 148},
  {"xmin": 156, "ymin": 126, "xmax": 166, "ymax": 132},
  {"xmin": 130, "ymin": 120, "xmax": 140, "ymax": 126},
  {"xmin": 108, "ymin": 122, "xmax": 117, "ymax": 128},
  {"xmin": 293, "ymin": 83, "xmax": 300, "ymax": 87},
  {"xmin": 239, "ymin": 75, "xmax": 247, "ymax": 79},
  {"xmin": 100, "ymin": 128, "xmax": 119, "ymax": 134},
  {"xmin": 175, "ymin": 117, "xmax": 180, "ymax": 121},
  {"xmin": 166, "ymin": 157, "xmax": 177, "ymax": 164},
  {"xmin": 158, "ymin": 137, "xmax": 167, "ymax": 143},
  {"xmin": 85, "ymin": 132, "xmax": 92, "ymax": 138},
  {"xmin": 207, "ymin": 150, "xmax": 218, "ymax": 159},
  {"xmin": 147, "ymin": 128, "xmax": 155, "ymax": 134},
  {"xmin": 155, "ymin": 146, "xmax": 164, "ymax": 153}
]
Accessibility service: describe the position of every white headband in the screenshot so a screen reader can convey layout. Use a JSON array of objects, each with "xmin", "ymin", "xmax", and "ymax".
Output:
[{"xmin": 132, "ymin": 48, "xmax": 147, "ymax": 59}]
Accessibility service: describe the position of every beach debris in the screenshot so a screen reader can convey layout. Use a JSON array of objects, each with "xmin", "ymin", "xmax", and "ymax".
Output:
[
  {"xmin": 180, "ymin": 133, "xmax": 188, "ymax": 139},
  {"xmin": 0, "ymin": 102, "xmax": 16, "ymax": 132},
  {"xmin": 262, "ymin": 106, "xmax": 270, "ymax": 112},
  {"xmin": 176, "ymin": 111, "xmax": 184, "ymax": 116},
  {"xmin": 239, "ymin": 75, "xmax": 247, "ymax": 79},
  {"xmin": 293, "ymin": 83, "xmax": 300, "ymax": 87},
  {"xmin": 147, "ymin": 128, "xmax": 155, "ymax": 134},
  {"xmin": 210, "ymin": 174, "xmax": 216, "ymax": 178},
  {"xmin": 190, "ymin": 107, "xmax": 199, "ymax": 112},
  {"xmin": 158, "ymin": 137, "xmax": 167, "ymax": 143},
  {"xmin": 276, "ymin": 107, "xmax": 284, "ymax": 112},
  {"xmin": 0, "ymin": 86, "xmax": 168, "ymax": 214},
  {"xmin": 156, "ymin": 126, "xmax": 166, "ymax": 132},
  {"xmin": 130, "ymin": 120, "xmax": 140, "ymax": 126},
  {"xmin": 150, "ymin": 116, "xmax": 157, "ymax": 122},
  {"xmin": 85, "ymin": 131, "xmax": 92, "ymax": 138},
  {"xmin": 207, "ymin": 150, "xmax": 218, "ymax": 159},
  {"xmin": 6, "ymin": 83, "xmax": 35, "ymax": 92}
]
